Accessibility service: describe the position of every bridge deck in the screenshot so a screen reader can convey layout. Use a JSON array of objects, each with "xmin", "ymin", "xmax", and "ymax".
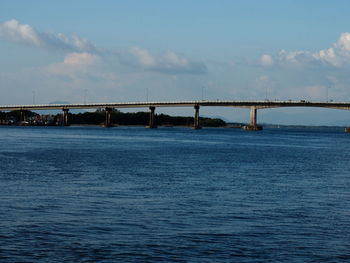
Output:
[{"xmin": 0, "ymin": 100, "xmax": 350, "ymax": 111}]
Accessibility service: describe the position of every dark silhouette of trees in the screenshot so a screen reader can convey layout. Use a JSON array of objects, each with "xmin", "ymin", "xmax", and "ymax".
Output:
[{"xmin": 1, "ymin": 109, "xmax": 226, "ymax": 127}]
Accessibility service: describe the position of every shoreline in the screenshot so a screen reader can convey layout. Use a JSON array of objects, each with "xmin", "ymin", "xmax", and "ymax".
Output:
[{"xmin": 1, "ymin": 123, "xmax": 348, "ymax": 129}]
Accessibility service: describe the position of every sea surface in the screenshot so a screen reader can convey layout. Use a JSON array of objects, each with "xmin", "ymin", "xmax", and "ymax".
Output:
[{"xmin": 0, "ymin": 126, "xmax": 349, "ymax": 262}]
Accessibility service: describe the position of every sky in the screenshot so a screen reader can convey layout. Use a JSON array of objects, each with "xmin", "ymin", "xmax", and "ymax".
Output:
[{"xmin": 1, "ymin": 0, "xmax": 350, "ymax": 125}]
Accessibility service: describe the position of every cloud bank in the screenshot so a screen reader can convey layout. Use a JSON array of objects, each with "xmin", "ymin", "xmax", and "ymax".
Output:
[
  {"xmin": 45, "ymin": 52, "xmax": 101, "ymax": 77},
  {"xmin": 0, "ymin": 19, "xmax": 96, "ymax": 52},
  {"xmin": 263, "ymin": 32, "xmax": 350, "ymax": 68},
  {"xmin": 0, "ymin": 19, "xmax": 206, "ymax": 75},
  {"xmin": 127, "ymin": 47, "xmax": 207, "ymax": 74}
]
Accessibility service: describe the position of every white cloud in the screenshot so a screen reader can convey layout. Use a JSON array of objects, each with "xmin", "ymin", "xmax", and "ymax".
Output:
[
  {"xmin": 41, "ymin": 32, "xmax": 96, "ymax": 52},
  {"xmin": 46, "ymin": 52, "xmax": 100, "ymax": 77},
  {"xmin": 260, "ymin": 54, "xmax": 274, "ymax": 66},
  {"xmin": 277, "ymin": 49, "xmax": 317, "ymax": 65},
  {"xmin": 265, "ymin": 32, "xmax": 350, "ymax": 68},
  {"xmin": 335, "ymin": 32, "xmax": 350, "ymax": 52},
  {"xmin": 315, "ymin": 48, "xmax": 340, "ymax": 66},
  {"xmin": 129, "ymin": 47, "xmax": 157, "ymax": 67},
  {"xmin": 0, "ymin": 19, "xmax": 41, "ymax": 46},
  {"xmin": 127, "ymin": 47, "xmax": 206, "ymax": 74},
  {"xmin": 63, "ymin": 52, "xmax": 100, "ymax": 65},
  {"xmin": 0, "ymin": 19, "xmax": 95, "ymax": 52},
  {"xmin": 0, "ymin": 19, "xmax": 207, "ymax": 75},
  {"xmin": 163, "ymin": 51, "xmax": 189, "ymax": 67}
]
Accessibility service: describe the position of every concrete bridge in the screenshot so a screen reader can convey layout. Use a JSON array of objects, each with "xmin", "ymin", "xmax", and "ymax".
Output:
[{"xmin": 1, "ymin": 100, "xmax": 350, "ymax": 130}]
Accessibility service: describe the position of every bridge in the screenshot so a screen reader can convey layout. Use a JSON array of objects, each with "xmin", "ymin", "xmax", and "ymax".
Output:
[{"xmin": 1, "ymin": 100, "xmax": 350, "ymax": 130}]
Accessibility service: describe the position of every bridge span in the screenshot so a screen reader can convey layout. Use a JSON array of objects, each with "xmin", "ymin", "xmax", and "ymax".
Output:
[{"xmin": 0, "ymin": 100, "xmax": 350, "ymax": 130}]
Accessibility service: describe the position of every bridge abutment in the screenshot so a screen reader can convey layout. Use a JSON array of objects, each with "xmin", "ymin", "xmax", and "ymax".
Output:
[
  {"xmin": 193, "ymin": 105, "xmax": 201, "ymax": 129},
  {"xmin": 146, "ymin": 106, "xmax": 157, "ymax": 128}
]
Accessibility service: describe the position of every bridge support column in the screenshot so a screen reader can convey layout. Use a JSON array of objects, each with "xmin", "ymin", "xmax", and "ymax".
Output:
[
  {"xmin": 244, "ymin": 107, "xmax": 262, "ymax": 131},
  {"xmin": 18, "ymin": 110, "xmax": 26, "ymax": 125},
  {"xmin": 104, "ymin": 107, "xmax": 113, "ymax": 128},
  {"xmin": 193, "ymin": 105, "xmax": 201, "ymax": 129},
  {"xmin": 62, "ymin": 109, "xmax": 70, "ymax": 126},
  {"xmin": 147, "ymin": 106, "xmax": 157, "ymax": 128},
  {"xmin": 20, "ymin": 110, "xmax": 24, "ymax": 122},
  {"xmin": 250, "ymin": 107, "xmax": 257, "ymax": 127}
]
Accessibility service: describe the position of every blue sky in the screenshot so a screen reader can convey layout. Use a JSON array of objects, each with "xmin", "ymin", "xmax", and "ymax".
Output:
[{"xmin": 1, "ymin": 0, "xmax": 350, "ymax": 125}]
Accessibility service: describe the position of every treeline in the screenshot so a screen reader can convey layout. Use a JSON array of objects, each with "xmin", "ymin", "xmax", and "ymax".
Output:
[
  {"xmin": 70, "ymin": 110, "xmax": 226, "ymax": 127},
  {"xmin": 0, "ymin": 110, "xmax": 37, "ymax": 120},
  {"xmin": 0, "ymin": 109, "xmax": 226, "ymax": 127}
]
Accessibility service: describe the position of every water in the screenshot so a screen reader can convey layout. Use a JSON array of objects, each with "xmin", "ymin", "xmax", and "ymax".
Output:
[{"xmin": 0, "ymin": 126, "xmax": 349, "ymax": 262}]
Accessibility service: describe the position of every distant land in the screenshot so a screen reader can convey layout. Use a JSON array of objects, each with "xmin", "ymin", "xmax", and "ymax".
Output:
[{"xmin": 0, "ymin": 109, "xmax": 226, "ymax": 127}]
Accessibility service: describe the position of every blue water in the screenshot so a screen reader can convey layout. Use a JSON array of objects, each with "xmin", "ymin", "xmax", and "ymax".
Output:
[{"xmin": 0, "ymin": 126, "xmax": 349, "ymax": 262}]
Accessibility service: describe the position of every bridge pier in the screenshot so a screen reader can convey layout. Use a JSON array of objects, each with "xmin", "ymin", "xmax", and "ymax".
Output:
[
  {"xmin": 193, "ymin": 105, "xmax": 201, "ymax": 129},
  {"xmin": 62, "ymin": 109, "xmax": 70, "ymax": 126},
  {"xmin": 17, "ymin": 110, "xmax": 27, "ymax": 125},
  {"xmin": 104, "ymin": 107, "xmax": 113, "ymax": 127},
  {"xmin": 146, "ymin": 106, "xmax": 157, "ymax": 128},
  {"xmin": 13, "ymin": 110, "xmax": 34, "ymax": 125},
  {"xmin": 20, "ymin": 110, "xmax": 25, "ymax": 123},
  {"xmin": 244, "ymin": 107, "xmax": 262, "ymax": 131},
  {"xmin": 250, "ymin": 107, "xmax": 257, "ymax": 127}
]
